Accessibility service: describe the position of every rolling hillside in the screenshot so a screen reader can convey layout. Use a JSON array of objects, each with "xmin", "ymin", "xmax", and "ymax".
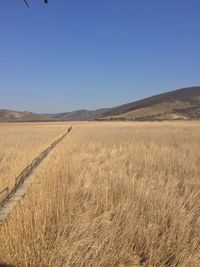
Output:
[
  {"xmin": 1, "ymin": 86, "xmax": 200, "ymax": 121},
  {"xmin": 46, "ymin": 86, "xmax": 200, "ymax": 121},
  {"xmin": 46, "ymin": 108, "xmax": 110, "ymax": 121},
  {"xmin": 102, "ymin": 86, "xmax": 200, "ymax": 121},
  {"xmin": 0, "ymin": 110, "xmax": 51, "ymax": 122}
]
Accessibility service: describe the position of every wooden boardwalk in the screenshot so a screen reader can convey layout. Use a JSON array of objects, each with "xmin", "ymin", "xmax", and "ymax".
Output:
[{"xmin": 0, "ymin": 128, "xmax": 71, "ymax": 224}]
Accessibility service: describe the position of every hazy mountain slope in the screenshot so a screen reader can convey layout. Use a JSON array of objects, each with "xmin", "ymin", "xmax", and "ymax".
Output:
[
  {"xmin": 0, "ymin": 110, "xmax": 51, "ymax": 122},
  {"xmin": 47, "ymin": 108, "xmax": 111, "ymax": 121},
  {"xmin": 102, "ymin": 86, "xmax": 200, "ymax": 120},
  {"xmin": 1, "ymin": 86, "xmax": 200, "ymax": 122}
]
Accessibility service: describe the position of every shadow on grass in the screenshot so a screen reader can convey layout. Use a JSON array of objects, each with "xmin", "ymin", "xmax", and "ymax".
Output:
[{"xmin": 0, "ymin": 264, "xmax": 15, "ymax": 267}]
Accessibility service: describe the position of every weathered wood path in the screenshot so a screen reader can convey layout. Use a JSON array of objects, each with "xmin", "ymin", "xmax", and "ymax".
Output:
[{"xmin": 0, "ymin": 128, "xmax": 71, "ymax": 224}]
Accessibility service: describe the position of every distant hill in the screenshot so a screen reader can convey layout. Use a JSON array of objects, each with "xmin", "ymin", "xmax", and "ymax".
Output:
[
  {"xmin": 47, "ymin": 86, "xmax": 200, "ymax": 121},
  {"xmin": 1, "ymin": 86, "xmax": 200, "ymax": 122},
  {"xmin": 46, "ymin": 108, "xmax": 110, "ymax": 121},
  {"xmin": 0, "ymin": 110, "xmax": 50, "ymax": 122},
  {"xmin": 102, "ymin": 86, "xmax": 200, "ymax": 121}
]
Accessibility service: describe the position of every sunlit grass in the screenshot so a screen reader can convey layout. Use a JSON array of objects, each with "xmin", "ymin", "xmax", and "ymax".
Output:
[
  {"xmin": 0, "ymin": 122, "xmax": 67, "ymax": 195},
  {"xmin": 0, "ymin": 121, "xmax": 200, "ymax": 266}
]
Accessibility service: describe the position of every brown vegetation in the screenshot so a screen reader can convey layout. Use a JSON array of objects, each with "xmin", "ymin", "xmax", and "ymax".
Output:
[{"xmin": 0, "ymin": 122, "xmax": 200, "ymax": 266}]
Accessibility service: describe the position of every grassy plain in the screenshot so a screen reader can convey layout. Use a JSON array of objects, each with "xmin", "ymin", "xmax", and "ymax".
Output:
[{"xmin": 0, "ymin": 121, "xmax": 200, "ymax": 266}]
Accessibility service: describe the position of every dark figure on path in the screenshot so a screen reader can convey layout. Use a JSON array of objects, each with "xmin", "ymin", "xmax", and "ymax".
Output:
[{"xmin": 68, "ymin": 126, "xmax": 72, "ymax": 133}]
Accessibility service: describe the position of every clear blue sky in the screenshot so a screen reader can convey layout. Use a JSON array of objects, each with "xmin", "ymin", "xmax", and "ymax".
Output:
[{"xmin": 0, "ymin": 0, "xmax": 200, "ymax": 113}]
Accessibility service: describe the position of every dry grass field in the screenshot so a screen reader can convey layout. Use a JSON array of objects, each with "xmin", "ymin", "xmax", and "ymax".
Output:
[
  {"xmin": 0, "ymin": 123, "xmax": 67, "ymax": 199},
  {"xmin": 0, "ymin": 121, "xmax": 200, "ymax": 266}
]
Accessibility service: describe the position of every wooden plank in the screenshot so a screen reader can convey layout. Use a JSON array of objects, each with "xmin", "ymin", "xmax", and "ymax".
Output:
[{"xmin": 0, "ymin": 128, "xmax": 72, "ymax": 224}]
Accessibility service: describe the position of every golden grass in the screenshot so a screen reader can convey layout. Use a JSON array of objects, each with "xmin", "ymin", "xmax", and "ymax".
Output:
[
  {"xmin": 0, "ymin": 122, "xmax": 67, "ymax": 195},
  {"xmin": 0, "ymin": 121, "xmax": 200, "ymax": 266}
]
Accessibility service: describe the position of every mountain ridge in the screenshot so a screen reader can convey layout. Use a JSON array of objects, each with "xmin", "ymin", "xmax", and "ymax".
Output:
[
  {"xmin": 102, "ymin": 86, "xmax": 200, "ymax": 121},
  {"xmin": 1, "ymin": 86, "xmax": 200, "ymax": 121}
]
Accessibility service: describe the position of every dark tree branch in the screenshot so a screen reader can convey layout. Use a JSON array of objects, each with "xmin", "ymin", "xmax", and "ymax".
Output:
[
  {"xmin": 23, "ymin": 0, "xmax": 48, "ymax": 7},
  {"xmin": 24, "ymin": 0, "xmax": 29, "ymax": 7}
]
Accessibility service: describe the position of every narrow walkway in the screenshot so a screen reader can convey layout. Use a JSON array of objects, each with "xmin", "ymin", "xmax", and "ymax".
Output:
[{"xmin": 0, "ymin": 128, "xmax": 71, "ymax": 224}]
